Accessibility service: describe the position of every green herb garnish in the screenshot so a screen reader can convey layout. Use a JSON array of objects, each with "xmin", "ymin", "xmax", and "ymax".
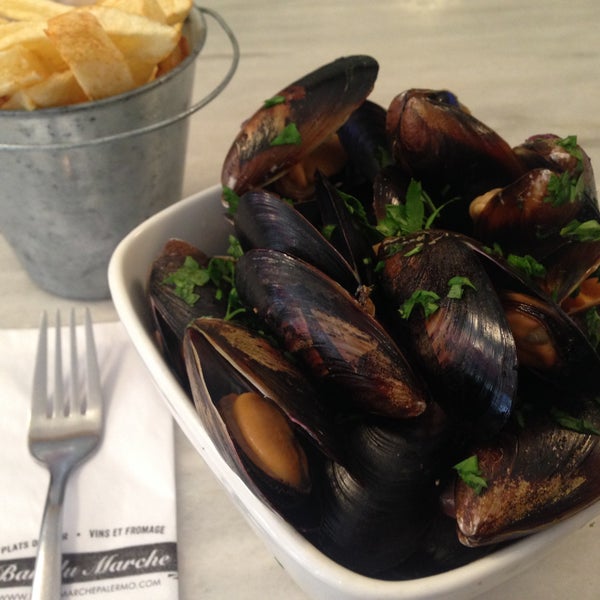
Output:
[
  {"xmin": 222, "ymin": 186, "xmax": 240, "ymax": 216},
  {"xmin": 270, "ymin": 122, "xmax": 302, "ymax": 146},
  {"xmin": 560, "ymin": 219, "xmax": 600, "ymax": 242},
  {"xmin": 162, "ymin": 256, "xmax": 210, "ymax": 306},
  {"xmin": 506, "ymin": 253, "xmax": 547, "ymax": 279},
  {"xmin": 544, "ymin": 171, "xmax": 584, "ymax": 207},
  {"xmin": 263, "ymin": 95, "xmax": 286, "ymax": 108},
  {"xmin": 453, "ymin": 455, "xmax": 488, "ymax": 495},
  {"xmin": 376, "ymin": 180, "xmax": 433, "ymax": 237},
  {"xmin": 162, "ymin": 236, "xmax": 246, "ymax": 321},
  {"xmin": 447, "ymin": 276, "xmax": 476, "ymax": 299},
  {"xmin": 399, "ymin": 289, "xmax": 440, "ymax": 319},
  {"xmin": 556, "ymin": 135, "xmax": 583, "ymax": 164},
  {"xmin": 550, "ymin": 407, "xmax": 600, "ymax": 436}
]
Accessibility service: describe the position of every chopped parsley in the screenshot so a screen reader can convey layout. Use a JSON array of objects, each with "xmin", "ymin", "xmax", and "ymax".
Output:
[
  {"xmin": 544, "ymin": 171, "xmax": 584, "ymax": 207},
  {"xmin": 556, "ymin": 134, "xmax": 584, "ymax": 164},
  {"xmin": 270, "ymin": 122, "xmax": 302, "ymax": 146},
  {"xmin": 263, "ymin": 95, "xmax": 286, "ymax": 108},
  {"xmin": 398, "ymin": 276, "xmax": 475, "ymax": 319},
  {"xmin": 399, "ymin": 289, "xmax": 440, "ymax": 319},
  {"xmin": 222, "ymin": 186, "xmax": 240, "ymax": 216},
  {"xmin": 550, "ymin": 406, "xmax": 600, "ymax": 436},
  {"xmin": 484, "ymin": 243, "xmax": 546, "ymax": 280},
  {"xmin": 453, "ymin": 455, "xmax": 488, "ymax": 495},
  {"xmin": 447, "ymin": 276, "xmax": 476, "ymax": 299},
  {"xmin": 560, "ymin": 219, "xmax": 600, "ymax": 242},
  {"xmin": 162, "ymin": 236, "xmax": 246, "ymax": 321},
  {"xmin": 376, "ymin": 179, "xmax": 441, "ymax": 237},
  {"xmin": 162, "ymin": 256, "xmax": 210, "ymax": 306},
  {"xmin": 506, "ymin": 253, "xmax": 547, "ymax": 279},
  {"xmin": 544, "ymin": 135, "xmax": 585, "ymax": 207}
]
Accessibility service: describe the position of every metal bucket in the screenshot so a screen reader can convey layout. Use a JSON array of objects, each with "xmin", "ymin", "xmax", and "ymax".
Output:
[{"xmin": 0, "ymin": 6, "xmax": 239, "ymax": 300}]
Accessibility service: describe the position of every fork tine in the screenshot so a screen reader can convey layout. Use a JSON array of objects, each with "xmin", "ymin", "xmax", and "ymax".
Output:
[
  {"xmin": 53, "ymin": 310, "xmax": 65, "ymax": 418},
  {"xmin": 83, "ymin": 307, "xmax": 102, "ymax": 416},
  {"xmin": 32, "ymin": 311, "xmax": 49, "ymax": 419},
  {"xmin": 69, "ymin": 308, "xmax": 79, "ymax": 416}
]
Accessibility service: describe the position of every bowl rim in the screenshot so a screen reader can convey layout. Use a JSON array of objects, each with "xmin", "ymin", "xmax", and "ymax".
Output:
[{"xmin": 108, "ymin": 184, "xmax": 600, "ymax": 599}]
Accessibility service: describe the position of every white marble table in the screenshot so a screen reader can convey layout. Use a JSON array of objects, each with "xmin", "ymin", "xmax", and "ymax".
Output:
[{"xmin": 1, "ymin": 1, "xmax": 600, "ymax": 598}]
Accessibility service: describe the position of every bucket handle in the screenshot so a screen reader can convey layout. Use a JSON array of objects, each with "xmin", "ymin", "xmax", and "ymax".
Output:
[{"xmin": 0, "ymin": 5, "xmax": 240, "ymax": 151}]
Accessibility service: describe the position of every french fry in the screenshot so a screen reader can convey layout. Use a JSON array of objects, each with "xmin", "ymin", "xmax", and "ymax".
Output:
[
  {"xmin": 0, "ymin": 0, "xmax": 194, "ymax": 110},
  {"xmin": 154, "ymin": 0, "xmax": 192, "ymax": 26},
  {"xmin": 98, "ymin": 0, "xmax": 167, "ymax": 24},
  {"xmin": 0, "ymin": 44, "xmax": 47, "ymax": 96},
  {"xmin": 87, "ymin": 6, "xmax": 179, "ymax": 65},
  {"xmin": 45, "ymin": 9, "xmax": 135, "ymax": 100},
  {"xmin": 25, "ymin": 70, "xmax": 88, "ymax": 108},
  {"xmin": 156, "ymin": 32, "xmax": 189, "ymax": 78},
  {"xmin": 0, "ymin": 21, "xmax": 67, "ymax": 72},
  {"xmin": 0, "ymin": 0, "xmax": 70, "ymax": 21},
  {"xmin": 1, "ymin": 87, "xmax": 35, "ymax": 110}
]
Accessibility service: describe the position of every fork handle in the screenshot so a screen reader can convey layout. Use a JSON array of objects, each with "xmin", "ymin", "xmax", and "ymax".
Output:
[{"xmin": 31, "ymin": 467, "xmax": 70, "ymax": 600}]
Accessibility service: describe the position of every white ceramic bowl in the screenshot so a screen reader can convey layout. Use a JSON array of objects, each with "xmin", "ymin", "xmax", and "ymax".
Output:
[{"xmin": 108, "ymin": 185, "xmax": 600, "ymax": 600}]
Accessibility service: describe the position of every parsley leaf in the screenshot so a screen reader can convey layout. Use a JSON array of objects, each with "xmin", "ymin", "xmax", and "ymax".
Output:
[
  {"xmin": 550, "ymin": 407, "xmax": 600, "ymax": 436},
  {"xmin": 376, "ymin": 179, "xmax": 442, "ymax": 237},
  {"xmin": 270, "ymin": 122, "xmax": 302, "ymax": 146},
  {"xmin": 399, "ymin": 289, "xmax": 440, "ymax": 319},
  {"xmin": 222, "ymin": 186, "xmax": 240, "ymax": 216},
  {"xmin": 263, "ymin": 95, "xmax": 286, "ymax": 108},
  {"xmin": 162, "ymin": 256, "xmax": 210, "ymax": 306},
  {"xmin": 544, "ymin": 171, "xmax": 584, "ymax": 207},
  {"xmin": 556, "ymin": 135, "xmax": 584, "ymax": 164},
  {"xmin": 560, "ymin": 219, "xmax": 600, "ymax": 242},
  {"xmin": 447, "ymin": 276, "xmax": 476, "ymax": 299},
  {"xmin": 453, "ymin": 455, "xmax": 488, "ymax": 495},
  {"xmin": 506, "ymin": 253, "xmax": 547, "ymax": 279},
  {"xmin": 162, "ymin": 236, "xmax": 246, "ymax": 320}
]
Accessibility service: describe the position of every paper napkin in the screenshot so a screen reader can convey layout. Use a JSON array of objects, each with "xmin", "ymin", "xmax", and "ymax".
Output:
[{"xmin": 0, "ymin": 320, "xmax": 179, "ymax": 599}]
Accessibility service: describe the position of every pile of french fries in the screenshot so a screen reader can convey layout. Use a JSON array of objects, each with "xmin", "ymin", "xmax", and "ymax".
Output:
[{"xmin": 0, "ymin": 0, "xmax": 193, "ymax": 109}]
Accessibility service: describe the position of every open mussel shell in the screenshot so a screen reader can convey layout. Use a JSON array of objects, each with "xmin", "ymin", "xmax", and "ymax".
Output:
[
  {"xmin": 235, "ymin": 248, "xmax": 429, "ymax": 419},
  {"xmin": 386, "ymin": 89, "xmax": 526, "ymax": 231},
  {"xmin": 377, "ymin": 230, "xmax": 518, "ymax": 436},
  {"xmin": 454, "ymin": 387, "xmax": 600, "ymax": 547},
  {"xmin": 233, "ymin": 189, "xmax": 360, "ymax": 293},
  {"xmin": 500, "ymin": 290, "xmax": 600, "ymax": 385},
  {"xmin": 221, "ymin": 55, "xmax": 379, "ymax": 198},
  {"xmin": 183, "ymin": 317, "xmax": 343, "ymax": 524}
]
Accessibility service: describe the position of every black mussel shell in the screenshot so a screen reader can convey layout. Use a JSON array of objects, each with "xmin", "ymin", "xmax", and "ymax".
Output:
[
  {"xmin": 221, "ymin": 55, "xmax": 379, "ymax": 197},
  {"xmin": 455, "ymin": 388, "xmax": 600, "ymax": 547},
  {"xmin": 235, "ymin": 248, "xmax": 429, "ymax": 419},
  {"xmin": 378, "ymin": 230, "xmax": 518, "ymax": 436},
  {"xmin": 234, "ymin": 189, "xmax": 360, "ymax": 293}
]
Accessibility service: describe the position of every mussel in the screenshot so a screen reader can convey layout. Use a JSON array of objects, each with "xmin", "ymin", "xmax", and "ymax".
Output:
[
  {"xmin": 146, "ymin": 56, "xmax": 600, "ymax": 580},
  {"xmin": 183, "ymin": 317, "xmax": 342, "ymax": 524},
  {"xmin": 454, "ymin": 387, "xmax": 600, "ymax": 547},
  {"xmin": 221, "ymin": 55, "xmax": 379, "ymax": 199},
  {"xmin": 377, "ymin": 230, "xmax": 518, "ymax": 435},
  {"xmin": 234, "ymin": 248, "xmax": 429, "ymax": 419},
  {"xmin": 386, "ymin": 88, "xmax": 526, "ymax": 231},
  {"xmin": 317, "ymin": 404, "xmax": 451, "ymax": 576}
]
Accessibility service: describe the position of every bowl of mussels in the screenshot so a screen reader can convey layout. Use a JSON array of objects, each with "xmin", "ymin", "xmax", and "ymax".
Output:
[{"xmin": 109, "ymin": 55, "xmax": 600, "ymax": 599}]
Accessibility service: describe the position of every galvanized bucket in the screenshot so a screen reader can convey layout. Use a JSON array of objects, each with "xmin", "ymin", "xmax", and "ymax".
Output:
[{"xmin": 0, "ymin": 6, "xmax": 239, "ymax": 300}]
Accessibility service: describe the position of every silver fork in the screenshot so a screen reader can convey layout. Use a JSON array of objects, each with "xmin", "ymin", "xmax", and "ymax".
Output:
[{"xmin": 28, "ymin": 308, "xmax": 104, "ymax": 600}]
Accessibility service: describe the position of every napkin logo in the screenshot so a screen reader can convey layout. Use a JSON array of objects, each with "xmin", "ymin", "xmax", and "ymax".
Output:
[{"xmin": 0, "ymin": 542, "xmax": 177, "ymax": 587}]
